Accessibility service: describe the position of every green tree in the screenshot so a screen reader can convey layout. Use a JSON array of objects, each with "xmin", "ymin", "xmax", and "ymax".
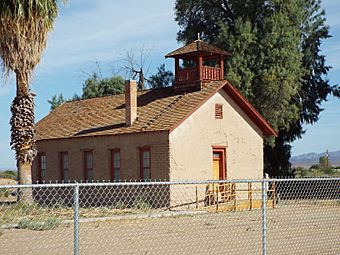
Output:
[
  {"xmin": 319, "ymin": 155, "xmax": 330, "ymax": 169},
  {"xmin": 0, "ymin": 0, "xmax": 66, "ymax": 198},
  {"xmin": 48, "ymin": 73, "xmax": 125, "ymax": 110},
  {"xmin": 81, "ymin": 73, "xmax": 125, "ymax": 99},
  {"xmin": 148, "ymin": 64, "xmax": 174, "ymax": 89},
  {"xmin": 48, "ymin": 94, "xmax": 66, "ymax": 111},
  {"xmin": 175, "ymin": 0, "xmax": 339, "ymax": 176}
]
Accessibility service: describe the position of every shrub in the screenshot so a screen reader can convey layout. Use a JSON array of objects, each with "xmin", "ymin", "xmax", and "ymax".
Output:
[
  {"xmin": 0, "ymin": 188, "xmax": 10, "ymax": 197},
  {"xmin": 0, "ymin": 170, "xmax": 17, "ymax": 180},
  {"xmin": 113, "ymin": 201, "xmax": 125, "ymax": 210},
  {"xmin": 17, "ymin": 217, "xmax": 61, "ymax": 231},
  {"xmin": 133, "ymin": 198, "xmax": 151, "ymax": 210},
  {"xmin": 323, "ymin": 168, "xmax": 336, "ymax": 175},
  {"xmin": 309, "ymin": 164, "xmax": 320, "ymax": 170}
]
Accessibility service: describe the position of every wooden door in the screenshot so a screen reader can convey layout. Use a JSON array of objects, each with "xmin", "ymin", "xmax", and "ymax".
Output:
[{"xmin": 212, "ymin": 148, "xmax": 226, "ymax": 180}]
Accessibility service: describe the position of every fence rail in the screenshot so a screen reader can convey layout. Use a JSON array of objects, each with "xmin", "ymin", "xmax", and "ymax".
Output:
[{"xmin": 0, "ymin": 178, "xmax": 339, "ymax": 254}]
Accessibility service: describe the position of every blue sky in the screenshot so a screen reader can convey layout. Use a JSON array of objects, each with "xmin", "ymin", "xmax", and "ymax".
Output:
[{"xmin": 0, "ymin": 0, "xmax": 339, "ymax": 169}]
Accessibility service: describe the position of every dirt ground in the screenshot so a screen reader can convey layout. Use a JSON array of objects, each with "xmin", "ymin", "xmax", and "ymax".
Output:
[
  {"xmin": 0, "ymin": 178, "xmax": 17, "ymax": 185},
  {"xmin": 1, "ymin": 203, "xmax": 339, "ymax": 255}
]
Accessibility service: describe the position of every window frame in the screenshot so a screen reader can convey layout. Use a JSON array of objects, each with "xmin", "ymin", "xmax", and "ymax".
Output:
[
  {"xmin": 37, "ymin": 153, "xmax": 46, "ymax": 183},
  {"xmin": 83, "ymin": 150, "xmax": 94, "ymax": 181},
  {"xmin": 110, "ymin": 149, "xmax": 121, "ymax": 181},
  {"xmin": 59, "ymin": 152, "xmax": 69, "ymax": 182},
  {"xmin": 139, "ymin": 147, "xmax": 151, "ymax": 181}
]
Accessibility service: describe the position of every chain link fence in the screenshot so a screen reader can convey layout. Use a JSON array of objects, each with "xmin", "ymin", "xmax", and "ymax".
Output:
[{"xmin": 0, "ymin": 178, "xmax": 339, "ymax": 254}]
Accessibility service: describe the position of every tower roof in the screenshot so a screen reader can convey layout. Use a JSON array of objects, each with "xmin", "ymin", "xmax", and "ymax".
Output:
[{"xmin": 165, "ymin": 40, "xmax": 232, "ymax": 59}]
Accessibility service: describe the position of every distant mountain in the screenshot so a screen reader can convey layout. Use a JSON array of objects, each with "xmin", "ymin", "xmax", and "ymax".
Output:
[{"xmin": 290, "ymin": 150, "xmax": 340, "ymax": 168}]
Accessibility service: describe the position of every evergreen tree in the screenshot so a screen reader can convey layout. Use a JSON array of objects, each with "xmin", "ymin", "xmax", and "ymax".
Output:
[
  {"xmin": 148, "ymin": 64, "xmax": 174, "ymax": 89},
  {"xmin": 47, "ymin": 94, "xmax": 65, "ymax": 111},
  {"xmin": 81, "ymin": 73, "xmax": 125, "ymax": 99},
  {"xmin": 175, "ymin": 0, "xmax": 339, "ymax": 176},
  {"xmin": 48, "ymin": 73, "xmax": 125, "ymax": 111},
  {"xmin": 319, "ymin": 155, "xmax": 330, "ymax": 169}
]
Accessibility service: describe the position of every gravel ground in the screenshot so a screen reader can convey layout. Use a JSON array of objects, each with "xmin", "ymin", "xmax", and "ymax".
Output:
[{"xmin": 0, "ymin": 203, "xmax": 339, "ymax": 255}]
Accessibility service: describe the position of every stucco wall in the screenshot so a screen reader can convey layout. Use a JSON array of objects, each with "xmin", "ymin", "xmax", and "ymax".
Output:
[
  {"xmin": 32, "ymin": 131, "xmax": 169, "ymax": 182},
  {"xmin": 169, "ymin": 89, "xmax": 264, "ymax": 181}
]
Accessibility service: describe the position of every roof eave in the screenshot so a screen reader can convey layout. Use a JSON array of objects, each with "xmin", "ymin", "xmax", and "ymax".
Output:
[
  {"xmin": 169, "ymin": 81, "xmax": 228, "ymax": 133},
  {"xmin": 168, "ymin": 80, "xmax": 277, "ymax": 138},
  {"xmin": 222, "ymin": 81, "xmax": 278, "ymax": 137}
]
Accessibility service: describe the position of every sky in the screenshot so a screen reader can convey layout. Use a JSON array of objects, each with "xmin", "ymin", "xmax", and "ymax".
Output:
[{"xmin": 0, "ymin": 0, "xmax": 339, "ymax": 169}]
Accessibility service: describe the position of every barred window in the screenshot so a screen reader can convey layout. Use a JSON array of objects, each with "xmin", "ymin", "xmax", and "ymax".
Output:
[
  {"xmin": 111, "ymin": 149, "xmax": 121, "ymax": 181},
  {"xmin": 140, "ymin": 147, "xmax": 151, "ymax": 180},
  {"xmin": 84, "ymin": 151, "xmax": 93, "ymax": 181},
  {"xmin": 38, "ymin": 154, "xmax": 47, "ymax": 182},
  {"xmin": 60, "ymin": 152, "xmax": 69, "ymax": 182}
]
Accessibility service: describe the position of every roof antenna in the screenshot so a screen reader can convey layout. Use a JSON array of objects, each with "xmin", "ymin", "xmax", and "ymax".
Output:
[{"xmin": 197, "ymin": 33, "xmax": 201, "ymax": 41}]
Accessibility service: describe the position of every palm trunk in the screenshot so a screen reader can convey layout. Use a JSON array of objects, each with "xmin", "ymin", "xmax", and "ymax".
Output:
[
  {"xmin": 12, "ymin": 72, "xmax": 35, "ymax": 203},
  {"xmin": 17, "ymin": 161, "xmax": 33, "ymax": 203}
]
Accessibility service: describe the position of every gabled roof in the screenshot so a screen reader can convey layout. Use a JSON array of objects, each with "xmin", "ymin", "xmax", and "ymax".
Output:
[
  {"xmin": 165, "ymin": 40, "xmax": 232, "ymax": 58},
  {"xmin": 36, "ymin": 80, "xmax": 277, "ymax": 141},
  {"xmin": 222, "ymin": 81, "xmax": 278, "ymax": 137}
]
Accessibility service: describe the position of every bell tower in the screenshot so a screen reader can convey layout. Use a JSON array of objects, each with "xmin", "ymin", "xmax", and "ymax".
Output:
[{"xmin": 165, "ymin": 40, "xmax": 231, "ymax": 93}]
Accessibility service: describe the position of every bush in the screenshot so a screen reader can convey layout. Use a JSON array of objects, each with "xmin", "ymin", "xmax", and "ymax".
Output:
[
  {"xmin": 323, "ymin": 168, "xmax": 336, "ymax": 175},
  {"xmin": 113, "ymin": 201, "xmax": 126, "ymax": 210},
  {"xmin": 133, "ymin": 198, "xmax": 151, "ymax": 210},
  {"xmin": 17, "ymin": 217, "xmax": 61, "ymax": 231},
  {"xmin": 0, "ymin": 188, "xmax": 10, "ymax": 197},
  {"xmin": 293, "ymin": 167, "xmax": 308, "ymax": 177},
  {"xmin": 0, "ymin": 170, "xmax": 17, "ymax": 180},
  {"xmin": 309, "ymin": 164, "xmax": 320, "ymax": 170}
]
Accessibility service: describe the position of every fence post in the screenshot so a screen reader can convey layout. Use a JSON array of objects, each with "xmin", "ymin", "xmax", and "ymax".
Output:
[
  {"xmin": 74, "ymin": 183, "xmax": 79, "ymax": 255},
  {"xmin": 262, "ymin": 179, "xmax": 267, "ymax": 255},
  {"xmin": 195, "ymin": 186, "xmax": 198, "ymax": 209}
]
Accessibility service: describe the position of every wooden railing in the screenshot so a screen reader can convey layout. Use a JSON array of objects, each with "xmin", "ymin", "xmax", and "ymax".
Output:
[
  {"xmin": 175, "ymin": 66, "xmax": 222, "ymax": 83},
  {"xmin": 176, "ymin": 67, "xmax": 197, "ymax": 83},
  {"xmin": 202, "ymin": 66, "xmax": 221, "ymax": 80},
  {"xmin": 204, "ymin": 182, "xmax": 276, "ymax": 211}
]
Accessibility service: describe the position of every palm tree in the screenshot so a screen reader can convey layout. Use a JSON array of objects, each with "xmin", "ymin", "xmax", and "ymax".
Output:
[{"xmin": 0, "ymin": 0, "xmax": 67, "ymax": 201}]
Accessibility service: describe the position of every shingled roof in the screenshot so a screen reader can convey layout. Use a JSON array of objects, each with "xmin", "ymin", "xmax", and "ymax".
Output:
[
  {"xmin": 36, "ymin": 80, "xmax": 277, "ymax": 141},
  {"xmin": 165, "ymin": 40, "xmax": 232, "ymax": 58}
]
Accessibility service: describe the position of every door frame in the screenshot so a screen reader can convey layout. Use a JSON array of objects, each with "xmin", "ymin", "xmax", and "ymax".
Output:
[{"xmin": 212, "ymin": 146, "xmax": 227, "ymax": 180}]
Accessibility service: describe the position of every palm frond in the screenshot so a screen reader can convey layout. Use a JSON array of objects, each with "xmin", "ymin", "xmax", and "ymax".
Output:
[
  {"xmin": 0, "ymin": 0, "xmax": 67, "ymax": 165},
  {"xmin": 0, "ymin": 0, "xmax": 66, "ymax": 77}
]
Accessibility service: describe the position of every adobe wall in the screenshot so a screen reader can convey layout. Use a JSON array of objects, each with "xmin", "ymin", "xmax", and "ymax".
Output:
[
  {"xmin": 32, "ymin": 131, "xmax": 170, "ymax": 183},
  {"xmin": 169, "ymin": 89, "xmax": 264, "ymax": 181},
  {"xmin": 169, "ymin": 89, "xmax": 264, "ymax": 205}
]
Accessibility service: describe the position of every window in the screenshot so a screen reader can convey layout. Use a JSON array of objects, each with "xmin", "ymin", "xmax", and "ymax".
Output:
[
  {"xmin": 111, "ymin": 149, "xmax": 121, "ymax": 181},
  {"xmin": 215, "ymin": 104, "xmax": 223, "ymax": 119},
  {"xmin": 38, "ymin": 154, "xmax": 46, "ymax": 182},
  {"xmin": 60, "ymin": 152, "xmax": 69, "ymax": 182},
  {"xmin": 84, "ymin": 151, "xmax": 93, "ymax": 181},
  {"xmin": 140, "ymin": 147, "xmax": 151, "ymax": 180}
]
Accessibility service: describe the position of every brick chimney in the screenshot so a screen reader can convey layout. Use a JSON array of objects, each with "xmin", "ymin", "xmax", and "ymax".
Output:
[{"xmin": 125, "ymin": 80, "xmax": 137, "ymax": 126}]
